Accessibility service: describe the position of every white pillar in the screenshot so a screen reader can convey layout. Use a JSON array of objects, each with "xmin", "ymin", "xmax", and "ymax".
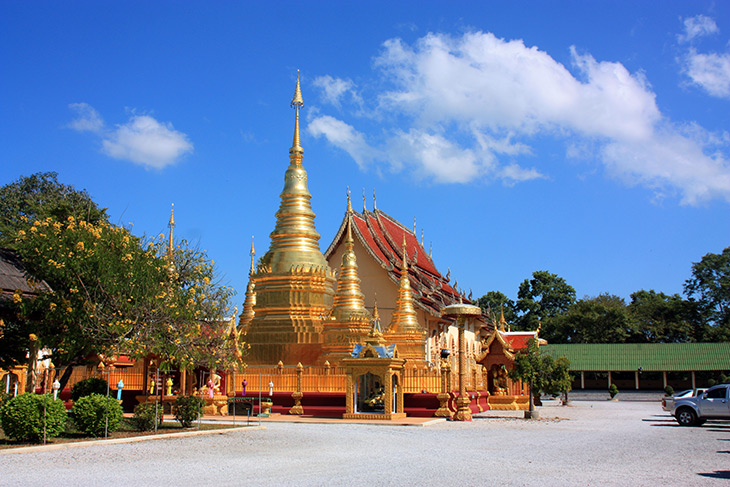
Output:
[
  {"xmin": 662, "ymin": 371, "xmax": 667, "ymax": 389},
  {"xmin": 635, "ymin": 371, "xmax": 639, "ymax": 390},
  {"xmin": 608, "ymin": 371, "xmax": 612, "ymax": 388}
]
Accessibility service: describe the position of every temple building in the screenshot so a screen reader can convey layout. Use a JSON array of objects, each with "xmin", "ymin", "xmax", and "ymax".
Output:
[{"xmin": 241, "ymin": 73, "xmax": 485, "ymax": 370}]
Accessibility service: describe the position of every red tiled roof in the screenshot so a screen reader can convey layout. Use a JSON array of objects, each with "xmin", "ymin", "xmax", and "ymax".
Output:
[{"xmin": 325, "ymin": 208, "xmax": 476, "ymax": 320}]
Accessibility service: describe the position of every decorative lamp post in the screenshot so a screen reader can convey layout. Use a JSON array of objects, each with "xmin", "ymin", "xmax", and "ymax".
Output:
[
  {"xmin": 117, "ymin": 380, "xmax": 125, "ymax": 401},
  {"xmin": 268, "ymin": 380, "xmax": 274, "ymax": 397},
  {"xmin": 440, "ymin": 302, "xmax": 482, "ymax": 421}
]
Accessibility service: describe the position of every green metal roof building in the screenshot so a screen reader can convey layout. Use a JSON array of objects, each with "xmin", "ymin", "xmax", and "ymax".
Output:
[{"xmin": 541, "ymin": 343, "xmax": 730, "ymax": 390}]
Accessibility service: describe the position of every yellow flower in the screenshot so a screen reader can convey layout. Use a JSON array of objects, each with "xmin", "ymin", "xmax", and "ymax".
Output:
[
  {"xmin": 30, "ymin": 226, "xmax": 37, "ymax": 233},
  {"xmin": 70, "ymin": 287, "xmax": 78, "ymax": 294},
  {"xmin": 12, "ymin": 291, "xmax": 22, "ymax": 304},
  {"xmin": 17, "ymin": 230, "xmax": 25, "ymax": 236},
  {"xmin": 49, "ymin": 302, "xmax": 57, "ymax": 311},
  {"xmin": 76, "ymin": 241, "xmax": 85, "ymax": 251},
  {"xmin": 67, "ymin": 216, "xmax": 75, "ymax": 222},
  {"xmin": 66, "ymin": 307, "xmax": 73, "ymax": 313},
  {"xmin": 29, "ymin": 333, "xmax": 37, "ymax": 341}
]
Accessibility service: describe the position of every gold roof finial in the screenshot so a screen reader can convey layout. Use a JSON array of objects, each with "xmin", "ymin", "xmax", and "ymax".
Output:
[
  {"xmin": 499, "ymin": 305, "xmax": 507, "ymax": 332},
  {"xmin": 249, "ymin": 236, "xmax": 256, "ymax": 275},
  {"xmin": 402, "ymin": 234, "xmax": 408, "ymax": 270},
  {"xmin": 413, "ymin": 217, "xmax": 416, "ymax": 234},
  {"xmin": 346, "ymin": 187, "xmax": 353, "ymax": 214},
  {"xmin": 290, "ymin": 70, "xmax": 304, "ymax": 155},
  {"xmin": 362, "ymin": 188, "xmax": 367, "ymax": 212},
  {"xmin": 167, "ymin": 203, "xmax": 175, "ymax": 258},
  {"xmin": 373, "ymin": 189, "xmax": 377, "ymax": 210}
]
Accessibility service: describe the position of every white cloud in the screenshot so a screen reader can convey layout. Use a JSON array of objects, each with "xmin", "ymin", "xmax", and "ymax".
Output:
[
  {"xmin": 102, "ymin": 115, "xmax": 193, "ymax": 169},
  {"xmin": 68, "ymin": 103, "xmax": 104, "ymax": 133},
  {"xmin": 68, "ymin": 104, "xmax": 193, "ymax": 169},
  {"xmin": 312, "ymin": 31, "xmax": 730, "ymax": 204},
  {"xmin": 682, "ymin": 49, "xmax": 730, "ymax": 99},
  {"xmin": 678, "ymin": 15, "xmax": 719, "ymax": 43},
  {"xmin": 307, "ymin": 115, "xmax": 376, "ymax": 168},
  {"xmin": 312, "ymin": 75, "xmax": 362, "ymax": 108}
]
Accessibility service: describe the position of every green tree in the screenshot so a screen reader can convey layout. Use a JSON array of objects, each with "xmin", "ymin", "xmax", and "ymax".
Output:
[
  {"xmin": 515, "ymin": 270, "xmax": 576, "ymax": 334},
  {"xmin": 1, "ymin": 173, "xmax": 240, "ymax": 387},
  {"xmin": 628, "ymin": 290, "xmax": 703, "ymax": 342},
  {"xmin": 684, "ymin": 247, "xmax": 730, "ymax": 341},
  {"xmin": 549, "ymin": 294, "xmax": 632, "ymax": 343},
  {"xmin": 508, "ymin": 338, "xmax": 542, "ymax": 418},
  {"xmin": 0, "ymin": 172, "xmax": 107, "ymax": 246},
  {"xmin": 477, "ymin": 291, "xmax": 516, "ymax": 325}
]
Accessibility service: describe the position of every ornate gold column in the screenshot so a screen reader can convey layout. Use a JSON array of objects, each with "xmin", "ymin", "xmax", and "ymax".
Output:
[{"xmin": 441, "ymin": 303, "xmax": 481, "ymax": 421}]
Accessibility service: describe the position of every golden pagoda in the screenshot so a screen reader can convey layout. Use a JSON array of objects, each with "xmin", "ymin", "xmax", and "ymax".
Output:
[
  {"xmin": 244, "ymin": 72, "xmax": 336, "ymax": 365},
  {"xmin": 385, "ymin": 235, "xmax": 427, "ymax": 363},
  {"xmin": 238, "ymin": 237, "xmax": 256, "ymax": 334},
  {"xmin": 321, "ymin": 190, "xmax": 372, "ymax": 363}
]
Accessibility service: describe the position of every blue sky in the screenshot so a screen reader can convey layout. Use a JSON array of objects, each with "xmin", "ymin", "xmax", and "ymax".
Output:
[{"xmin": 2, "ymin": 1, "xmax": 729, "ymax": 308}]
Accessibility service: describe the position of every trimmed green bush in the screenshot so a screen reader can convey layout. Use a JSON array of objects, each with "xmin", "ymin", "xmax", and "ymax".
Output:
[
  {"xmin": 0, "ymin": 393, "xmax": 68, "ymax": 442},
  {"xmin": 664, "ymin": 385, "xmax": 674, "ymax": 396},
  {"xmin": 71, "ymin": 393, "xmax": 122, "ymax": 437},
  {"xmin": 133, "ymin": 402, "xmax": 162, "ymax": 431},
  {"xmin": 71, "ymin": 378, "xmax": 108, "ymax": 401},
  {"xmin": 608, "ymin": 384, "xmax": 619, "ymax": 398},
  {"xmin": 174, "ymin": 395, "xmax": 202, "ymax": 427}
]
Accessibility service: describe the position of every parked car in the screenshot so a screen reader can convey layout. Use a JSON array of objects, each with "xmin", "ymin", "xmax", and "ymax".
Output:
[
  {"xmin": 673, "ymin": 384, "xmax": 730, "ymax": 426},
  {"xmin": 662, "ymin": 388, "xmax": 707, "ymax": 411}
]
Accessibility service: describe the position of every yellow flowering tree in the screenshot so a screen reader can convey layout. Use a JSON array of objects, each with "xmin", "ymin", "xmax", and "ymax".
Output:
[{"xmin": 5, "ymin": 216, "xmax": 238, "ymax": 389}]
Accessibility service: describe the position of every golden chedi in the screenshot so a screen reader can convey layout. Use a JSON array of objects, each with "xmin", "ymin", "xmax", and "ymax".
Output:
[
  {"xmin": 321, "ymin": 191, "xmax": 372, "ymax": 364},
  {"xmin": 244, "ymin": 73, "xmax": 336, "ymax": 365},
  {"xmin": 385, "ymin": 236, "xmax": 427, "ymax": 363}
]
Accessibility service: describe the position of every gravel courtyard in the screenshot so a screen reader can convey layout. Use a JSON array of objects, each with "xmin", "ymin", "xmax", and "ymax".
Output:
[{"xmin": 1, "ymin": 400, "xmax": 727, "ymax": 486}]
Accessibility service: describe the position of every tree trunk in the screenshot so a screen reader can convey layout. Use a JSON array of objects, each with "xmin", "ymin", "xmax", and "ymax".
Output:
[
  {"xmin": 25, "ymin": 341, "xmax": 38, "ymax": 393},
  {"xmin": 58, "ymin": 364, "xmax": 75, "ymax": 391}
]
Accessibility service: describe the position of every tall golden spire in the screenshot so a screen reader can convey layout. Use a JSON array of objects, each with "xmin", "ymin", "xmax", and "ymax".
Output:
[
  {"xmin": 167, "ymin": 203, "xmax": 175, "ymax": 257},
  {"xmin": 499, "ymin": 305, "xmax": 507, "ymax": 332},
  {"xmin": 290, "ymin": 70, "xmax": 304, "ymax": 156},
  {"xmin": 388, "ymin": 235, "xmax": 421, "ymax": 334},
  {"xmin": 261, "ymin": 71, "xmax": 329, "ymax": 273},
  {"xmin": 386, "ymin": 234, "xmax": 426, "ymax": 361},
  {"xmin": 240, "ymin": 238, "xmax": 257, "ymax": 332},
  {"xmin": 329, "ymin": 189, "xmax": 369, "ymax": 322},
  {"xmin": 321, "ymin": 189, "xmax": 371, "ymax": 362},
  {"xmin": 249, "ymin": 236, "xmax": 256, "ymax": 275}
]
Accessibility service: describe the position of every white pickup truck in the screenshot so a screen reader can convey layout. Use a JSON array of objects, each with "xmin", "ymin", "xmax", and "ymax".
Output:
[
  {"xmin": 662, "ymin": 388, "xmax": 706, "ymax": 411},
  {"xmin": 673, "ymin": 384, "xmax": 730, "ymax": 426}
]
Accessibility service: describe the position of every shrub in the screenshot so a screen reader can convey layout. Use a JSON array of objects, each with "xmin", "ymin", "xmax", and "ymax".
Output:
[
  {"xmin": 0, "ymin": 393, "xmax": 68, "ymax": 442},
  {"xmin": 174, "ymin": 395, "xmax": 202, "ymax": 427},
  {"xmin": 664, "ymin": 385, "xmax": 674, "ymax": 396},
  {"xmin": 133, "ymin": 402, "xmax": 162, "ymax": 431},
  {"xmin": 707, "ymin": 379, "xmax": 717, "ymax": 387},
  {"xmin": 608, "ymin": 384, "xmax": 619, "ymax": 398},
  {"xmin": 72, "ymin": 393, "xmax": 123, "ymax": 437},
  {"xmin": 71, "ymin": 378, "xmax": 108, "ymax": 401}
]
